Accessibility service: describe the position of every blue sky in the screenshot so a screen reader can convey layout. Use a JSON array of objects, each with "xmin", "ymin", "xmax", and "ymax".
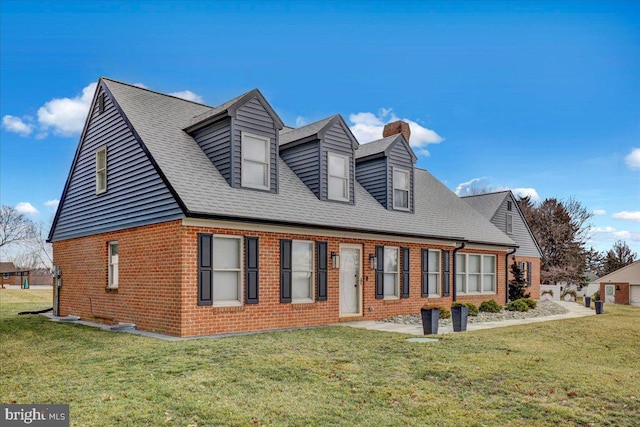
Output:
[{"xmin": 1, "ymin": 0, "xmax": 639, "ymax": 254}]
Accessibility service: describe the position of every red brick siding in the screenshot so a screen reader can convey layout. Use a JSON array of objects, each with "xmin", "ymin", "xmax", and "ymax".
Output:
[
  {"xmin": 53, "ymin": 220, "xmax": 183, "ymax": 336},
  {"xmin": 507, "ymin": 256, "xmax": 541, "ymax": 300},
  {"xmin": 54, "ymin": 221, "xmax": 512, "ymax": 337},
  {"xmin": 599, "ymin": 282, "xmax": 630, "ymax": 305}
]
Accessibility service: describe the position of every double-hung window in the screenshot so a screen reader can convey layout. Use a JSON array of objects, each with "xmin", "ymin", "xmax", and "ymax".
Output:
[
  {"xmin": 393, "ymin": 168, "xmax": 410, "ymax": 210},
  {"xmin": 427, "ymin": 250, "xmax": 441, "ymax": 296},
  {"xmin": 291, "ymin": 240, "xmax": 314, "ymax": 302},
  {"xmin": 213, "ymin": 236, "xmax": 242, "ymax": 305},
  {"xmin": 456, "ymin": 253, "xmax": 496, "ymax": 294},
  {"xmin": 108, "ymin": 242, "xmax": 119, "ymax": 288},
  {"xmin": 96, "ymin": 147, "xmax": 107, "ymax": 194},
  {"xmin": 241, "ymin": 132, "xmax": 270, "ymax": 190},
  {"xmin": 328, "ymin": 153, "xmax": 350, "ymax": 202},
  {"xmin": 383, "ymin": 247, "xmax": 399, "ymax": 298}
]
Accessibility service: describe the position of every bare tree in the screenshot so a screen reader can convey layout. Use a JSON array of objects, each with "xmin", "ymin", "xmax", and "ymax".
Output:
[
  {"xmin": 602, "ymin": 240, "xmax": 636, "ymax": 276},
  {"xmin": 0, "ymin": 205, "xmax": 36, "ymax": 248}
]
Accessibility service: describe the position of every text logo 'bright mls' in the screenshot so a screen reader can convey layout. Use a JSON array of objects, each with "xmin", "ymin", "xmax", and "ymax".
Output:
[{"xmin": 1, "ymin": 405, "xmax": 69, "ymax": 426}]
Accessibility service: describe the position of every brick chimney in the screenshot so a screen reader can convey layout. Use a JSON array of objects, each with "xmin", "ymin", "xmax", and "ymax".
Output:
[{"xmin": 383, "ymin": 120, "xmax": 411, "ymax": 142}]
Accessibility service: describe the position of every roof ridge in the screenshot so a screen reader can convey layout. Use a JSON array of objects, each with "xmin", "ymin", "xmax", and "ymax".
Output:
[
  {"xmin": 460, "ymin": 190, "xmax": 510, "ymax": 198},
  {"xmin": 100, "ymin": 76, "xmax": 213, "ymax": 108},
  {"xmin": 281, "ymin": 114, "xmax": 337, "ymax": 134}
]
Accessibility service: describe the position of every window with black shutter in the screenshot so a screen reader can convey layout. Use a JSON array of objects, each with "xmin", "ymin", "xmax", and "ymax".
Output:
[
  {"xmin": 375, "ymin": 245, "xmax": 384, "ymax": 299},
  {"xmin": 245, "ymin": 237, "xmax": 259, "ymax": 304},
  {"xmin": 442, "ymin": 250, "xmax": 451, "ymax": 297},
  {"xmin": 401, "ymin": 247, "xmax": 410, "ymax": 298},
  {"xmin": 317, "ymin": 241, "xmax": 328, "ymax": 301},
  {"xmin": 421, "ymin": 249, "xmax": 429, "ymax": 297},
  {"xmin": 280, "ymin": 239, "xmax": 292, "ymax": 303},
  {"xmin": 198, "ymin": 234, "xmax": 213, "ymax": 306}
]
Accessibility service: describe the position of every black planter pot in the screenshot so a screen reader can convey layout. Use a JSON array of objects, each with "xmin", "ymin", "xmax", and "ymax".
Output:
[
  {"xmin": 420, "ymin": 308, "xmax": 440, "ymax": 335},
  {"xmin": 584, "ymin": 296, "xmax": 591, "ymax": 308},
  {"xmin": 451, "ymin": 306, "xmax": 469, "ymax": 332},
  {"xmin": 594, "ymin": 300, "xmax": 604, "ymax": 314}
]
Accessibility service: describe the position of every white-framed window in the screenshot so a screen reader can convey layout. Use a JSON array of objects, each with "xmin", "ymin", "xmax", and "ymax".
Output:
[
  {"xmin": 383, "ymin": 246, "xmax": 399, "ymax": 298},
  {"xmin": 506, "ymin": 213, "xmax": 513, "ymax": 234},
  {"xmin": 213, "ymin": 236, "xmax": 243, "ymax": 305},
  {"xmin": 393, "ymin": 168, "xmax": 410, "ymax": 211},
  {"xmin": 292, "ymin": 240, "xmax": 314, "ymax": 302},
  {"xmin": 96, "ymin": 146, "xmax": 107, "ymax": 194},
  {"xmin": 427, "ymin": 250, "xmax": 441, "ymax": 296},
  {"xmin": 327, "ymin": 152, "xmax": 350, "ymax": 202},
  {"xmin": 108, "ymin": 241, "xmax": 119, "ymax": 288},
  {"xmin": 456, "ymin": 253, "xmax": 496, "ymax": 294},
  {"xmin": 241, "ymin": 132, "xmax": 270, "ymax": 190},
  {"xmin": 518, "ymin": 261, "xmax": 530, "ymax": 286}
]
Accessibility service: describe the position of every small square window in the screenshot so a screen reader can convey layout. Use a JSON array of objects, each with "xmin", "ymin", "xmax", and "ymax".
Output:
[{"xmin": 96, "ymin": 147, "xmax": 107, "ymax": 194}]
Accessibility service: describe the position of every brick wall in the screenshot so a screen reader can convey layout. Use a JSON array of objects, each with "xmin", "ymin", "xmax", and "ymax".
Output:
[
  {"xmin": 53, "ymin": 220, "xmax": 183, "ymax": 336},
  {"xmin": 54, "ymin": 221, "xmax": 512, "ymax": 337},
  {"xmin": 599, "ymin": 282, "xmax": 630, "ymax": 305},
  {"xmin": 508, "ymin": 255, "xmax": 541, "ymax": 301}
]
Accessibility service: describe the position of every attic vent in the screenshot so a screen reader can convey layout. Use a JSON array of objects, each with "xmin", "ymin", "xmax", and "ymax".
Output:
[
  {"xmin": 98, "ymin": 93, "xmax": 106, "ymax": 114},
  {"xmin": 507, "ymin": 201, "xmax": 513, "ymax": 211}
]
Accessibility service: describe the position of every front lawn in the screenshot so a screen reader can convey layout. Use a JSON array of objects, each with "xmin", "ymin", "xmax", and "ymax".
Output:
[{"xmin": 1, "ymin": 289, "xmax": 639, "ymax": 426}]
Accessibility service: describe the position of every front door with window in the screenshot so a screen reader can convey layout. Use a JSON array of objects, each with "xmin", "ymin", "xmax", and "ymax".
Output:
[{"xmin": 340, "ymin": 245, "xmax": 362, "ymax": 316}]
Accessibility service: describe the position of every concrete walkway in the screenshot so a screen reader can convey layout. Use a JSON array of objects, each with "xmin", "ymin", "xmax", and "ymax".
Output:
[{"xmin": 340, "ymin": 301, "xmax": 596, "ymax": 336}]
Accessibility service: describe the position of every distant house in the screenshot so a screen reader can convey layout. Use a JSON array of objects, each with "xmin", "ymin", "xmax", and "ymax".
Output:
[
  {"xmin": 588, "ymin": 260, "xmax": 640, "ymax": 306},
  {"xmin": 49, "ymin": 77, "xmax": 521, "ymax": 337},
  {"xmin": 462, "ymin": 191, "xmax": 542, "ymax": 301},
  {"xmin": 1, "ymin": 262, "xmax": 19, "ymax": 287},
  {"xmin": 0, "ymin": 263, "xmax": 50, "ymax": 287}
]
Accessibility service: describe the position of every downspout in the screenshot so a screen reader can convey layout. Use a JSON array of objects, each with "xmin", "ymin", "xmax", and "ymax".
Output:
[
  {"xmin": 452, "ymin": 242, "xmax": 466, "ymax": 302},
  {"xmin": 505, "ymin": 248, "xmax": 517, "ymax": 304}
]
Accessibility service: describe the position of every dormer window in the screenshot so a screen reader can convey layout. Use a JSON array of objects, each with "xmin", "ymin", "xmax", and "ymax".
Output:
[
  {"xmin": 95, "ymin": 146, "xmax": 107, "ymax": 194},
  {"xmin": 241, "ymin": 132, "xmax": 270, "ymax": 190},
  {"xmin": 328, "ymin": 152, "xmax": 350, "ymax": 202},
  {"xmin": 392, "ymin": 168, "xmax": 410, "ymax": 211}
]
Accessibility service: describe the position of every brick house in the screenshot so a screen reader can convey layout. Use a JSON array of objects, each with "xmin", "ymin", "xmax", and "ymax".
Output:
[
  {"xmin": 49, "ymin": 78, "xmax": 538, "ymax": 337},
  {"xmin": 462, "ymin": 191, "xmax": 543, "ymax": 302}
]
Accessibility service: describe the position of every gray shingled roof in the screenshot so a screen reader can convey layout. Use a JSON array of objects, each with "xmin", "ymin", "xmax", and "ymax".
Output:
[
  {"xmin": 103, "ymin": 78, "xmax": 516, "ymax": 247},
  {"xmin": 461, "ymin": 191, "xmax": 509, "ymax": 220},
  {"xmin": 184, "ymin": 90, "xmax": 251, "ymax": 129},
  {"xmin": 279, "ymin": 115, "xmax": 336, "ymax": 146},
  {"xmin": 355, "ymin": 135, "xmax": 399, "ymax": 159}
]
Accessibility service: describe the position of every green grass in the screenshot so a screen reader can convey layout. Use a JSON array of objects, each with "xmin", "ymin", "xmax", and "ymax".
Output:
[{"xmin": 1, "ymin": 289, "xmax": 639, "ymax": 427}]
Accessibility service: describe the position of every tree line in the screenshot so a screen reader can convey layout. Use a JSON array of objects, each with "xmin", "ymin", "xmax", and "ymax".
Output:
[{"xmin": 0, "ymin": 205, "xmax": 52, "ymax": 270}]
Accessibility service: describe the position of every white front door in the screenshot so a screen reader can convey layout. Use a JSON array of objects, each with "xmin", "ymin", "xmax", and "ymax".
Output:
[
  {"xmin": 630, "ymin": 285, "xmax": 640, "ymax": 306},
  {"xmin": 340, "ymin": 245, "xmax": 362, "ymax": 316}
]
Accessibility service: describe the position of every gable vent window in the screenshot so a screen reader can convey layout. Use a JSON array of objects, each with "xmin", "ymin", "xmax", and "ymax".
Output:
[
  {"xmin": 393, "ymin": 168, "xmax": 410, "ymax": 211},
  {"xmin": 95, "ymin": 146, "xmax": 107, "ymax": 194},
  {"xmin": 506, "ymin": 213, "xmax": 514, "ymax": 234},
  {"xmin": 98, "ymin": 93, "xmax": 106, "ymax": 114},
  {"xmin": 328, "ymin": 152, "xmax": 350, "ymax": 202},
  {"xmin": 507, "ymin": 201, "xmax": 513, "ymax": 211},
  {"xmin": 241, "ymin": 132, "xmax": 270, "ymax": 190}
]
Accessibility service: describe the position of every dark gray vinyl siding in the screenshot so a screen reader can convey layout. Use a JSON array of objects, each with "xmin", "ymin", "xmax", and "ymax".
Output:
[
  {"xmin": 50, "ymin": 87, "xmax": 184, "ymax": 241},
  {"xmin": 355, "ymin": 158, "xmax": 387, "ymax": 207},
  {"xmin": 192, "ymin": 118, "xmax": 232, "ymax": 186},
  {"xmin": 387, "ymin": 142, "xmax": 415, "ymax": 213},
  {"xmin": 233, "ymin": 97, "xmax": 278, "ymax": 193},
  {"xmin": 280, "ymin": 141, "xmax": 321, "ymax": 198},
  {"xmin": 491, "ymin": 195, "xmax": 541, "ymax": 258},
  {"xmin": 321, "ymin": 121, "xmax": 355, "ymax": 204}
]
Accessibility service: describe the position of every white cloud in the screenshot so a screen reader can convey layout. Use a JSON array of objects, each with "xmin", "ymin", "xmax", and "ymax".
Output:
[
  {"xmin": 44, "ymin": 199, "xmax": 60, "ymax": 209},
  {"xmin": 588, "ymin": 226, "xmax": 640, "ymax": 242},
  {"xmin": 510, "ymin": 187, "xmax": 540, "ymax": 202},
  {"xmin": 295, "ymin": 116, "xmax": 308, "ymax": 127},
  {"xmin": 349, "ymin": 108, "xmax": 444, "ymax": 156},
  {"xmin": 15, "ymin": 202, "xmax": 39, "ymax": 215},
  {"xmin": 625, "ymin": 148, "xmax": 640, "ymax": 170},
  {"xmin": 592, "ymin": 209, "xmax": 607, "ymax": 216},
  {"xmin": 133, "ymin": 83, "xmax": 148, "ymax": 88},
  {"xmin": 37, "ymin": 82, "xmax": 97, "ymax": 137},
  {"xmin": 169, "ymin": 90, "xmax": 204, "ymax": 103},
  {"xmin": 612, "ymin": 211, "xmax": 640, "ymax": 222},
  {"xmin": 454, "ymin": 177, "xmax": 489, "ymax": 196},
  {"xmin": 2, "ymin": 115, "xmax": 34, "ymax": 137}
]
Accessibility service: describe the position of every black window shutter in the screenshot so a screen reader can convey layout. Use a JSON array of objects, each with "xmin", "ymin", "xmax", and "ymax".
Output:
[
  {"xmin": 401, "ymin": 247, "xmax": 410, "ymax": 298},
  {"xmin": 375, "ymin": 245, "xmax": 384, "ymax": 299},
  {"xmin": 421, "ymin": 249, "xmax": 429, "ymax": 297},
  {"xmin": 527, "ymin": 261, "xmax": 532, "ymax": 287},
  {"xmin": 442, "ymin": 250, "xmax": 451, "ymax": 297},
  {"xmin": 280, "ymin": 239, "xmax": 292, "ymax": 303},
  {"xmin": 317, "ymin": 241, "xmax": 328, "ymax": 301},
  {"xmin": 197, "ymin": 233, "xmax": 213, "ymax": 306},
  {"xmin": 245, "ymin": 236, "xmax": 259, "ymax": 304}
]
